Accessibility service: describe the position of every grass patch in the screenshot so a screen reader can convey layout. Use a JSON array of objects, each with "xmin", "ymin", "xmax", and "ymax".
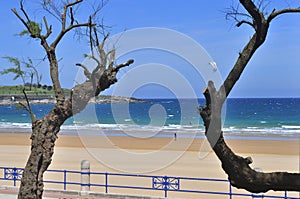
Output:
[{"xmin": 0, "ymin": 85, "xmax": 70, "ymax": 96}]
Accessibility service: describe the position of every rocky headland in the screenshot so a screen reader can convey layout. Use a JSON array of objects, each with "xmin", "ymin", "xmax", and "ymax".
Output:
[{"xmin": 0, "ymin": 95, "xmax": 146, "ymax": 105}]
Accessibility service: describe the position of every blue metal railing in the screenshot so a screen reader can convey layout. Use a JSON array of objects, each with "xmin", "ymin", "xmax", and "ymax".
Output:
[{"xmin": 0, "ymin": 166, "xmax": 299, "ymax": 199}]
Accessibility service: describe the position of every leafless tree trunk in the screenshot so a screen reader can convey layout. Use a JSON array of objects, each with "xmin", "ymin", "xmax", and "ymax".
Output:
[
  {"xmin": 12, "ymin": 1, "xmax": 134, "ymax": 198},
  {"xmin": 199, "ymin": 0, "xmax": 300, "ymax": 193}
]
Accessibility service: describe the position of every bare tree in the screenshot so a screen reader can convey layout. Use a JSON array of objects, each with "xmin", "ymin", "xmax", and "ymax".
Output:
[
  {"xmin": 11, "ymin": 1, "xmax": 134, "ymax": 198},
  {"xmin": 199, "ymin": 0, "xmax": 300, "ymax": 193}
]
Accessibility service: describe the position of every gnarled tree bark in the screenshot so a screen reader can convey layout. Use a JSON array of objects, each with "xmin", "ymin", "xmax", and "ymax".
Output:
[
  {"xmin": 12, "ymin": 1, "xmax": 134, "ymax": 198},
  {"xmin": 199, "ymin": 0, "xmax": 300, "ymax": 193}
]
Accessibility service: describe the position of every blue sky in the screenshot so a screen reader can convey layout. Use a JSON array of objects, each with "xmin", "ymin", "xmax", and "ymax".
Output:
[{"xmin": 0, "ymin": 1, "xmax": 299, "ymax": 98}]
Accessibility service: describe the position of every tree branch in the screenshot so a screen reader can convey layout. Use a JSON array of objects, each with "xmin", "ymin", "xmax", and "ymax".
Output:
[
  {"xmin": 225, "ymin": 5, "xmax": 254, "ymax": 28},
  {"xmin": 239, "ymin": 0, "xmax": 263, "ymax": 28},
  {"xmin": 222, "ymin": 33, "xmax": 258, "ymax": 97},
  {"xmin": 61, "ymin": 0, "xmax": 83, "ymax": 31},
  {"xmin": 20, "ymin": 88, "xmax": 36, "ymax": 123},
  {"xmin": 97, "ymin": 32, "xmax": 109, "ymax": 69},
  {"xmin": 113, "ymin": 59, "xmax": 134, "ymax": 72},
  {"xmin": 20, "ymin": 0, "xmax": 31, "ymax": 24},
  {"xmin": 108, "ymin": 49, "xmax": 116, "ymax": 70},
  {"xmin": 11, "ymin": 8, "xmax": 31, "ymax": 36},
  {"xmin": 76, "ymin": 63, "xmax": 91, "ymax": 80},
  {"xmin": 221, "ymin": 1, "xmax": 272, "ymax": 97},
  {"xmin": 268, "ymin": 7, "xmax": 300, "ymax": 22},
  {"xmin": 89, "ymin": 16, "xmax": 94, "ymax": 58},
  {"xmin": 43, "ymin": 16, "xmax": 52, "ymax": 39},
  {"xmin": 41, "ymin": 0, "xmax": 62, "ymax": 22},
  {"xmin": 223, "ymin": 2, "xmax": 300, "ymax": 97},
  {"xmin": 11, "ymin": 4, "xmax": 62, "ymax": 103},
  {"xmin": 51, "ymin": 22, "xmax": 93, "ymax": 49},
  {"xmin": 90, "ymin": 30, "xmax": 109, "ymax": 75},
  {"xmin": 70, "ymin": 6, "xmax": 75, "ymax": 26},
  {"xmin": 236, "ymin": 20, "xmax": 255, "ymax": 28},
  {"xmin": 50, "ymin": 0, "xmax": 93, "ymax": 48},
  {"xmin": 68, "ymin": 57, "xmax": 134, "ymax": 115}
]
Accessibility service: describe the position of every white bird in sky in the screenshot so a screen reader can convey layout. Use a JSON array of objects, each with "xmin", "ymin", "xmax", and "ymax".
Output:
[{"xmin": 209, "ymin": 61, "xmax": 217, "ymax": 72}]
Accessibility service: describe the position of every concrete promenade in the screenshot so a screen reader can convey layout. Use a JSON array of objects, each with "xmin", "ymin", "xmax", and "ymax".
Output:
[{"xmin": 0, "ymin": 186, "xmax": 163, "ymax": 199}]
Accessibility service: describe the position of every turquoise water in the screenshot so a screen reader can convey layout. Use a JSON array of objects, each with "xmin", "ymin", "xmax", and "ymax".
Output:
[{"xmin": 0, "ymin": 98, "xmax": 299, "ymax": 138}]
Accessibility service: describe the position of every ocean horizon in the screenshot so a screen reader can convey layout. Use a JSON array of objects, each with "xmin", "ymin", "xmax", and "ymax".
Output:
[{"xmin": 0, "ymin": 98, "xmax": 299, "ymax": 140}]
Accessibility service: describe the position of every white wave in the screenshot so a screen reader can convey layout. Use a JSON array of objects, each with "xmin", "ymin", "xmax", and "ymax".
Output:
[
  {"xmin": 1, "ymin": 121, "xmax": 299, "ymax": 137},
  {"xmin": 161, "ymin": 101, "xmax": 173, "ymax": 104},
  {"xmin": 223, "ymin": 126, "xmax": 300, "ymax": 136},
  {"xmin": 246, "ymin": 126, "xmax": 259, "ymax": 129},
  {"xmin": 164, "ymin": 124, "xmax": 182, "ymax": 129},
  {"xmin": 73, "ymin": 123, "xmax": 118, "ymax": 129},
  {"xmin": 0, "ymin": 122, "xmax": 32, "ymax": 128},
  {"xmin": 282, "ymin": 125, "xmax": 300, "ymax": 129}
]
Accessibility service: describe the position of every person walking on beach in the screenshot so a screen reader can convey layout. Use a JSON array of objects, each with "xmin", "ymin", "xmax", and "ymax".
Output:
[{"xmin": 174, "ymin": 133, "xmax": 177, "ymax": 141}]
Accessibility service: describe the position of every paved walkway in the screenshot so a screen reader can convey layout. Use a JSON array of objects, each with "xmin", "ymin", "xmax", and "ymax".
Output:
[
  {"xmin": 0, "ymin": 187, "xmax": 163, "ymax": 199},
  {"xmin": 0, "ymin": 194, "xmax": 18, "ymax": 199},
  {"xmin": 0, "ymin": 192, "xmax": 127, "ymax": 199},
  {"xmin": 0, "ymin": 194, "xmax": 113, "ymax": 199},
  {"xmin": 0, "ymin": 194, "xmax": 112, "ymax": 199}
]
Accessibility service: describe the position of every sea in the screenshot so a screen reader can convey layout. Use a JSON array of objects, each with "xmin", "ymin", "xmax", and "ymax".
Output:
[{"xmin": 0, "ymin": 98, "xmax": 299, "ymax": 140}]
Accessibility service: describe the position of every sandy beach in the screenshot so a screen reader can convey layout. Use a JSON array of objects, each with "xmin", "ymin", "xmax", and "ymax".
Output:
[{"xmin": 0, "ymin": 133, "xmax": 299, "ymax": 198}]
